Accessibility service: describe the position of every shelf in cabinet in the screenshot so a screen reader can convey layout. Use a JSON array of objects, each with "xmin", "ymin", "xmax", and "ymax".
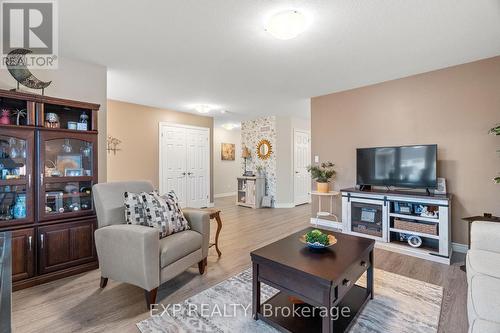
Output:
[
  {"xmin": 44, "ymin": 176, "xmax": 93, "ymax": 183},
  {"xmin": 0, "ymin": 124, "xmax": 34, "ymax": 131},
  {"xmin": 389, "ymin": 213, "xmax": 439, "ymax": 223},
  {"xmin": 389, "ymin": 227, "xmax": 439, "ymax": 239},
  {"xmin": 0, "ymin": 179, "xmax": 27, "ymax": 186},
  {"xmin": 46, "ymin": 192, "xmax": 91, "ymax": 199},
  {"xmin": 0, "ymin": 123, "xmax": 97, "ymax": 134},
  {"xmin": 39, "ymin": 127, "xmax": 98, "ymax": 134},
  {"xmin": 384, "ymin": 240, "xmax": 439, "ymax": 255}
]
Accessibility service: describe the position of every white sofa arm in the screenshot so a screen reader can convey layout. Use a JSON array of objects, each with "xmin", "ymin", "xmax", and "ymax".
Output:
[
  {"xmin": 95, "ymin": 224, "xmax": 160, "ymax": 291},
  {"xmin": 471, "ymin": 221, "xmax": 500, "ymax": 254}
]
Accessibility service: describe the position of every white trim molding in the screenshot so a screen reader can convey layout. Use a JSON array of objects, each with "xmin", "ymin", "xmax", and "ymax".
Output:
[
  {"xmin": 452, "ymin": 242, "xmax": 468, "ymax": 254},
  {"xmin": 214, "ymin": 192, "xmax": 237, "ymax": 198},
  {"xmin": 206, "ymin": 202, "xmax": 215, "ymax": 208},
  {"xmin": 274, "ymin": 203, "xmax": 295, "ymax": 208}
]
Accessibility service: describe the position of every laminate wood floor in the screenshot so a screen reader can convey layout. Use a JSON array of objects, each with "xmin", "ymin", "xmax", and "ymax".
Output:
[{"xmin": 12, "ymin": 196, "xmax": 468, "ymax": 333}]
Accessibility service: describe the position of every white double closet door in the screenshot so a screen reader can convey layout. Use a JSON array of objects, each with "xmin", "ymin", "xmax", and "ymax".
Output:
[{"xmin": 159, "ymin": 123, "xmax": 210, "ymax": 208}]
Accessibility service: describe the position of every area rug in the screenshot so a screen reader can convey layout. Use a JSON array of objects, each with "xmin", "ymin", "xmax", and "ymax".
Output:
[{"xmin": 137, "ymin": 268, "xmax": 443, "ymax": 333}]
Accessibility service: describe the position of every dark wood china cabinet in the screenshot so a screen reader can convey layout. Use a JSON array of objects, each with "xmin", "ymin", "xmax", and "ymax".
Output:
[{"xmin": 0, "ymin": 89, "xmax": 99, "ymax": 290}]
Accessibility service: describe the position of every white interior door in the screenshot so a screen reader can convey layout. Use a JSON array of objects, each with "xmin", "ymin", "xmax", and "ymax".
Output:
[
  {"xmin": 160, "ymin": 125, "xmax": 188, "ymax": 206},
  {"xmin": 160, "ymin": 124, "xmax": 209, "ymax": 208},
  {"xmin": 186, "ymin": 128, "xmax": 209, "ymax": 208},
  {"xmin": 294, "ymin": 130, "xmax": 311, "ymax": 205}
]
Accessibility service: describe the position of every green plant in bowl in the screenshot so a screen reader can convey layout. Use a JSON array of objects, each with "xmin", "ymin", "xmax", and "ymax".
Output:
[{"xmin": 305, "ymin": 229, "xmax": 330, "ymax": 246}]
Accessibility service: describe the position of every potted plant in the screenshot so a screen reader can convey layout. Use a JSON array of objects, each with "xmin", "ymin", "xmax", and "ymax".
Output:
[
  {"xmin": 307, "ymin": 162, "xmax": 336, "ymax": 193},
  {"xmin": 256, "ymin": 165, "xmax": 265, "ymax": 176},
  {"xmin": 490, "ymin": 124, "xmax": 500, "ymax": 183}
]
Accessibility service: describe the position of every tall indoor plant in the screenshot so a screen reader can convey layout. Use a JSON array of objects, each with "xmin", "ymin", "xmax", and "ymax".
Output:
[
  {"xmin": 490, "ymin": 124, "xmax": 500, "ymax": 183},
  {"xmin": 307, "ymin": 162, "xmax": 336, "ymax": 193}
]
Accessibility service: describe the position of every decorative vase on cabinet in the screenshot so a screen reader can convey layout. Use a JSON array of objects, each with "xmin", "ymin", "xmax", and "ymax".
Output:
[{"xmin": 13, "ymin": 194, "xmax": 26, "ymax": 219}]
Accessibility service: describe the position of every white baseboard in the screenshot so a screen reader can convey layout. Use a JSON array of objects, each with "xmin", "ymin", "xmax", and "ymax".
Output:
[
  {"xmin": 274, "ymin": 203, "xmax": 295, "ymax": 208},
  {"xmin": 214, "ymin": 192, "xmax": 236, "ymax": 198},
  {"xmin": 452, "ymin": 242, "xmax": 468, "ymax": 254},
  {"xmin": 310, "ymin": 217, "xmax": 343, "ymax": 230},
  {"xmin": 207, "ymin": 202, "xmax": 215, "ymax": 208}
]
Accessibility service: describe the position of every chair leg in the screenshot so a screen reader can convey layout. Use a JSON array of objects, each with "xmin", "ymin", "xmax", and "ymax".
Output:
[
  {"xmin": 144, "ymin": 287, "xmax": 158, "ymax": 309},
  {"xmin": 198, "ymin": 258, "xmax": 207, "ymax": 274},
  {"xmin": 100, "ymin": 277, "xmax": 108, "ymax": 288}
]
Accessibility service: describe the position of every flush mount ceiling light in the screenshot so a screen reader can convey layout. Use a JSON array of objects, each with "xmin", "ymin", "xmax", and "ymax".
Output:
[
  {"xmin": 265, "ymin": 10, "xmax": 307, "ymax": 40},
  {"xmin": 193, "ymin": 104, "xmax": 213, "ymax": 114},
  {"xmin": 221, "ymin": 123, "xmax": 240, "ymax": 131}
]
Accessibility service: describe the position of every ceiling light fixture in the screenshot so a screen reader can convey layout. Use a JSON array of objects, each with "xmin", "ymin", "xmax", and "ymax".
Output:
[
  {"xmin": 221, "ymin": 123, "xmax": 240, "ymax": 131},
  {"xmin": 265, "ymin": 10, "xmax": 307, "ymax": 40},
  {"xmin": 193, "ymin": 104, "xmax": 212, "ymax": 114}
]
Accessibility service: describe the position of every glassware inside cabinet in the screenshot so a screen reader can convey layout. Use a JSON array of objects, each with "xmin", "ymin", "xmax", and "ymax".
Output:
[
  {"xmin": 44, "ymin": 138, "xmax": 93, "ymax": 177},
  {"xmin": 44, "ymin": 181, "xmax": 92, "ymax": 215},
  {"xmin": 0, "ymin": 136, "xmax": 27, "ymax": 180},
  {"xmin": 0, "ymin": 185, "xmax": 27, "ymax": 221}
]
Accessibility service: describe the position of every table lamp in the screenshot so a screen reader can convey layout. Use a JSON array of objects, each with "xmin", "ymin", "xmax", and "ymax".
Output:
[{"xmin": 242, "ymin": 147, "xmax": 253, "ymax": 176}]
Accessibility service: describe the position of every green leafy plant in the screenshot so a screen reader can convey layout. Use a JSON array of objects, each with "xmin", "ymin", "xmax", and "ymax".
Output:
[
  {"xmin": 490, "ymin": 124, "xmax": 500, "ymax": 184},
  {"xmin": 305, "ymin": 229, "xmax": 330, "ymax": 246},
  {"xmin": 307, "ymin": 162, "xmax": 336, "ymax": 183}
]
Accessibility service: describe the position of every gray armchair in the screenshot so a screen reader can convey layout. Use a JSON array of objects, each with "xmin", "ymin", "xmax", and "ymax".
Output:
[{"xmin": 92, "ymin": 181, "xmax": 210, "ymax": 308}]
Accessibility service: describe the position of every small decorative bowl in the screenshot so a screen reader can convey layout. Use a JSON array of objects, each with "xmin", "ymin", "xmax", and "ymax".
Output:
[{"xmin": 299, "ymin": 234, "xmax": 337, "ymax": 249}]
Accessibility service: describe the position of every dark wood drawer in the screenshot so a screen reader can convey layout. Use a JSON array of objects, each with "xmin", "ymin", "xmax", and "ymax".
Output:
[
  {"xmin": 258, "ymin": 261, "xmax": 329, "ymax": 306},
  {"xmin": 336, "ymin": 253, "xmax": 370, "ymax": 301}
]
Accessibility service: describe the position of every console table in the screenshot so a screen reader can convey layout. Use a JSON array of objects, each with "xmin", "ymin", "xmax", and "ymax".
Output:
[{"xmin": 0, "ymin": 232, "xmax": 12, "ymax": 333}]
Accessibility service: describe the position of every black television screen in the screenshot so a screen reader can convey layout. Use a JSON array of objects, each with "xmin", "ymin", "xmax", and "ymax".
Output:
[{"xmin": 357, "ymin": 145, "xmax": 437, "ymax": 188}]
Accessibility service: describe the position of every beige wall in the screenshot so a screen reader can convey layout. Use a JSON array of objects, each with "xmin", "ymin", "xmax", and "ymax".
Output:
[
  {"xmin": 213, "ymin": 127, "xmax": 241, "ymax": 196},
  {"xmin": 311, "ymin": 56, "xmax": 500, "ymax": 245},
  {"xmin": 0, "ymin": 57, "xmax": 107, "ymax": 182},
  {"xmin": 107, "ymin": 100, "xmax": 214, "ymax": 201}
]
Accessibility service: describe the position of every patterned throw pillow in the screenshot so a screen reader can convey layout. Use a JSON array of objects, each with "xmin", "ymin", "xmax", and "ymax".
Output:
[
  {"xmin": 141, "ymin": 191, "xmax": 190, "ymax": 238},
  {"xmin": 124, "ymin": 192, "xmax": 148, "ymax": 225}
]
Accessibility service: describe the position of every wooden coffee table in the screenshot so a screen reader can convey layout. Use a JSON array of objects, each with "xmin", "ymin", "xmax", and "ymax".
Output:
[{"xmin": 251, "ymin": 227, "xmax": 375, "ymax": 333}]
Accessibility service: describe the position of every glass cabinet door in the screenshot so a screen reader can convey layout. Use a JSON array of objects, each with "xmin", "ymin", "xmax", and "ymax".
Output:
[
  {"xmin": 0, "ymin": 129, "xmax": 34, "ymax": 226},
  {"xmin": 39, "ymin": 132, "xmax": 97, "ymax": 220}
]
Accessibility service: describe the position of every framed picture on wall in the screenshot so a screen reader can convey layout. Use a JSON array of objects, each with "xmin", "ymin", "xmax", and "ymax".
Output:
[{"xmin": 221, "ymin": 143, "xmax": 235, "ymax": 161}]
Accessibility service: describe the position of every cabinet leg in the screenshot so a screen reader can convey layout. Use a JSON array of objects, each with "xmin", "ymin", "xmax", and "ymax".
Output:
[{"xmin": 100, "ymin": 277, "xmax": 108, "ymax": 288}]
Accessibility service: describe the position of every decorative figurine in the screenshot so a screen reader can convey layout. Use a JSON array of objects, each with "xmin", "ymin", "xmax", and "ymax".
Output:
[
  {"xmin": 6, "ymin": 48, "xmax": 52, "ymax": 95},
  {"xmin": 77, "ymin": 112, "xmax": 89, "ymax": 131},
  {"xmin": 45, "ymin": 112, "xmax": 60, "ymax": 128},
  {"xmin": 0, "ymin": 109, "xmax": 11, "ymax": 125}
]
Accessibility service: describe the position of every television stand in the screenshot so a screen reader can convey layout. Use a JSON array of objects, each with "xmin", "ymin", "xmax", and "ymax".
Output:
[{"xmin": 339, "ymin": 187, "xmax": 452, "ymax": 264}]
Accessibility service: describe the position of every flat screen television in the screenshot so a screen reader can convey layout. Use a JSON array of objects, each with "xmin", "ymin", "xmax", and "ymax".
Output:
[{"xmin": 356, "ymin": 144, "xmax": 437, "ymax": 189}]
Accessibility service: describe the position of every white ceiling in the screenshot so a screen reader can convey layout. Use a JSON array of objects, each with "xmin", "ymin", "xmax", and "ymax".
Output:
[{"xmin": 59, "ymin": 0, "xmax": 500, "ymax": 123}]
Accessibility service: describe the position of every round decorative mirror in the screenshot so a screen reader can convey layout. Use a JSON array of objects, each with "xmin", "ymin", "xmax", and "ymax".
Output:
[{"xmin": 256, "ymin": 139, "xmax": 272, "ymax": 160}]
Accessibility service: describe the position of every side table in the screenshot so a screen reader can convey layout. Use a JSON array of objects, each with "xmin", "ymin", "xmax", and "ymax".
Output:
[
  {"xmin": 310, "ymin": 190, "xmax": 341, "ymax": 224},
  {"xmin": 203, "ymin": 208, "xmax": 222, "ymax": 257}
]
